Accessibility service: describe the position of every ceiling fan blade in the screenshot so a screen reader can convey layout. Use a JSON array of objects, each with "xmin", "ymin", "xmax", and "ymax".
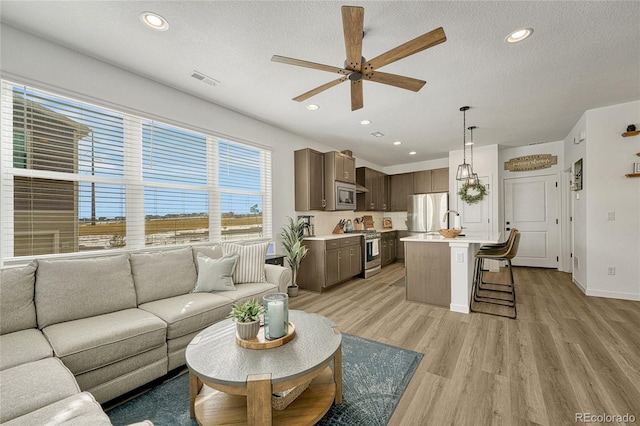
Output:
[
  {"xmin": 342, "ymin": 6, "xmax": 364, "ymax": 71},
  {"xmin": 292, "ymin": 77, "xmax": 348, "ymax": 102},
  {"xmin": 272, "ymin": 55, "xmax": 350, "ymax": 75},
  {"xmin": 365, "ymin": 71, "xmax": 426, "ymax": 92},
  {"xmin": 364, "ymin": 27, "xmax": 446, "ymax": 72},
  {"xmin": 351, "ymin": 80, "xmax": 363, "ymax": 111}
]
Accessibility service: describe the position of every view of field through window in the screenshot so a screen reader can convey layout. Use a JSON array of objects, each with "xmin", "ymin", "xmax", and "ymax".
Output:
[{"xmin": 7, "ymin": 83, "xmax": 265, "ymax": 257}]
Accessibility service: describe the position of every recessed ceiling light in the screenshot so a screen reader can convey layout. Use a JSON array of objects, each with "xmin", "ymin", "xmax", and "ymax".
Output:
[
  {"xmin": 409, "ymin": 151, "xmax": 417, "ymax": 155},
  {"xmin": 506, "ymin": 27, "xmax": 533, "ymax": 43},
  {"xmin": 393, "ymin": 141, "xmax": 402, "ymax": 145},
  {"xmin": 140, "ymin": 12, "xmax": 169, "ymax": 31},
  {"xmin": 360, "ymin": 120, "xmax": 371, "ymax": 125},
  {"xmin": 306, "ymin": 104, "xmax": 320, "ymax": 111},
  {"xmin": 371, "ymin": 131, "xmax": 384, "ymax": 137}
]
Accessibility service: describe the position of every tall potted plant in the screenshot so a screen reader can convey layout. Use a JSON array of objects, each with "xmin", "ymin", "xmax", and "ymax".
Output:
[{"xmin": 280, "ymin": 217, "xmax": 309, "ymax": 297}]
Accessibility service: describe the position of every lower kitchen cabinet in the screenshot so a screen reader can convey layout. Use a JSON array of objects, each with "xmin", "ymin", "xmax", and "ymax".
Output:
[
  {"xmin": 297, "ymin": 236, "xmax": 362, "ymax": 292},
  {"xmin": 396, "ymin": 230, "xmax": 409, "ymax": 260},
  {"xmin": 381, "ymin": 231, "xmax": 397, "ymax": 267}
]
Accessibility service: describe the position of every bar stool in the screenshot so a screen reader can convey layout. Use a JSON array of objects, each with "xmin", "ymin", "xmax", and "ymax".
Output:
[
  {"xmin": 477, "ymin": 228, "xmax": 518, "ymax": 292},
  {"xmin": 470, "ymin": 230, "xmax": 520, "ymax": 319}
]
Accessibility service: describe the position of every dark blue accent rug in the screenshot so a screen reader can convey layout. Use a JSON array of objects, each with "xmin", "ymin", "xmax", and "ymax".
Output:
[{"xmin": 107, "ymin": 333, "xmax": 423, "ymax": 426}]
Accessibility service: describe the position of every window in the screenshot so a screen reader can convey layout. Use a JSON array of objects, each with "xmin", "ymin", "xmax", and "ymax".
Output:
[{"xmin": 0, "ymin": 80, "xmax": 272, "ymax": 264}]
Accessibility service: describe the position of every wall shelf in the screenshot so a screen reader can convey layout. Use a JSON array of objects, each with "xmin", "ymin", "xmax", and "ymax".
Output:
[
  {"xmin": 625, "ymin": 173, "xmax": 640, "ymax": 178},
  {"xmin": 622, "ymin": 130, "xmax": 640, "ymax": 137}
]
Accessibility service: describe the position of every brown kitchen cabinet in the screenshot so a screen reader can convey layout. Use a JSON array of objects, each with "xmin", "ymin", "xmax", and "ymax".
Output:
[
  {"xmin": 294, "ymin": 148, "xmax": 325, "ymax": 211},
  {"xmin": 325, "ymin": 151, "xmax": 356, "ymax": 184},
  {"xmin": 356, "ymin": 167, "xmax": 389, "ymax": 211},
  {"xmin": 381, "ymin": 231, "xmax": 397, "ymax": 267},
  {"xmin": 414, "ymin": 168, "xmax": 449, "ymax": 194},
  {"xmin": 390, "ymin": 173, "xmax": 414, "ymax": 211},
  {"xmin": 297, "ymin": 236, "xmax": 362, "ymax": 292},
  {"xmin": 396, "ymin": 230, "xmax": 409, "ymax": 260}
]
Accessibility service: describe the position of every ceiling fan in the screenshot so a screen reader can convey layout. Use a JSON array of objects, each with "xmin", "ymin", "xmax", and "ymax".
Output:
[{"xmin": 272, "ymin": 5, "xmax": 446, "ymax": 111}]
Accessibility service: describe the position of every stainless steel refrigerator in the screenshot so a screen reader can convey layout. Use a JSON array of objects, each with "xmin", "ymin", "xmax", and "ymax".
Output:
[{"xmin": 406, "ymin": 193, "xmax": 449, "ymax": 233}]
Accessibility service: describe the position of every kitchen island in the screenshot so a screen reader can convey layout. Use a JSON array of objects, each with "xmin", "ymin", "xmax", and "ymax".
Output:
[{"xmin": 400, "ymin": 232, "xmax": 501, "ymax": 313}]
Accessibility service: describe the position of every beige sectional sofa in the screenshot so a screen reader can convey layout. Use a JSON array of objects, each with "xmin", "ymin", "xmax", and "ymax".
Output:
[{"xmin": 0, "ymin": 244, "xmax": 291, "ymax": 425}]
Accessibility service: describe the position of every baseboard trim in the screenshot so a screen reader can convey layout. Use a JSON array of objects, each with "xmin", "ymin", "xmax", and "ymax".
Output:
[
  {"xmin": 585, "ymin": 289, "xmax": 640, "ymax": 301},
  {"xmin": 450, "ymin": 303, "xmax": 470, "ymax": 314},
  {"xmin": 572, "ymin": 277, "xmax": 586, "ymax": 294}
]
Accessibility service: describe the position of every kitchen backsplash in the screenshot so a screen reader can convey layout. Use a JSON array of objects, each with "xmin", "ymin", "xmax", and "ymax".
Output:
[{"xmin": 295, "ymin": 211, "xmax": 408, "ymax": 235}]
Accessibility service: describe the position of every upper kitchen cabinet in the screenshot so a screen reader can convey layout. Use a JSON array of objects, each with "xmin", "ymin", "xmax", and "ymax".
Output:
[
  {"xmin": 431, "ymin": 168, "xmax": 449, "ymax": 192},
  {"xmin": 390, "ymin": 173, "xmax": 414, "ymax": 211},
  {"xmin": 413, "ymin": 168, "xmax": 449, "ymax": 193},
  {"xmin": 356, "ymin": 167, "xmax": 389, "ymax": 211},
  {"xmin": 295, "ymin": 148, "xmax": 325, "ymax": 211},
  {"xmin": 325, "ymin": 151, "xmax": 356, "ymax": 184}
]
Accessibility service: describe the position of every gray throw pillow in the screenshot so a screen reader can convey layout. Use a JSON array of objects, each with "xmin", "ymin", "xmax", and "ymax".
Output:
[{"xmin": 193, "ymin": 252, "xmax": 239, "ymax": 292}]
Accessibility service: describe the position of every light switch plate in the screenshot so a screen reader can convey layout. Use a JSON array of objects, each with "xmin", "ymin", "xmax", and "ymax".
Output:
[{"xmin": 607, "ymin": 211, "xmax": 615, "ymax": 221}]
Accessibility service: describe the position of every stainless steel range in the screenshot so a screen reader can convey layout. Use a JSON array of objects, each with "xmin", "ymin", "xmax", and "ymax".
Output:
[{"xmin": 353, "ymin": 230, "xmax": 381, "ymax": 278}]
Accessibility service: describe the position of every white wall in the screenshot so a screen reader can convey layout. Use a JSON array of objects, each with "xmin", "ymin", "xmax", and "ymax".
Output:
[
  {"xmin": 0, "ymin": 25, "xmax": 355, "ymax": 253},
  {"xmin": 383, "ymin": 158, "xmax": 449, "ymax": 175},
  {"xmin": 582, "ymin": 101, "xmax": 639, "ymax": 300}
]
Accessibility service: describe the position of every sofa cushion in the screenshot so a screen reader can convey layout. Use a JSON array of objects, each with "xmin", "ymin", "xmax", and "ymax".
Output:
[
  {"xmin": 131, "ymin": 246, "xmax": 197, "ymax": 304},
  {"xmin": 42, "ymin": 308, "xmax": 167, "ymax": 375},
  {"xmin": 0, "ymin": 357, "xmax": 79, "ymax": 423},
  {"xmin": 192, "ymin": 244, "xmax": 223, "ymax": 268},
  {"xmin": 35, "ymin": 255, "xmax": 137, "ymax": 329},
  {"xmin": 221, "ymin": 242, "xmax": 268, "ymax": 284},
  {"xmin": 2, "ymin": 392, "xmax": 113, "ymax": 426},
  {"xmin": 215, "ymin": 282, "xmax": 277, "ymax": 304},
  {"xmin": 0, "ymin": 328, "xmax": 52, "ymax": 371},
  {"xmin": 0, "ymin": 263, "xmax": 37, "ymax": 334},
  {"xmin": 139, "ymin": 293, "xmax": 232, "ymax": 340},
  {"xmin": 193, "ymin": 252, "xmax": 239, "ymax": 292}
]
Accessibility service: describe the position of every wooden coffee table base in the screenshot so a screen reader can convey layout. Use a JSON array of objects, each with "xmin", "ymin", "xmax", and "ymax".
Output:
[{"xmin": 192, "ymin": 366, "xmax": 339, "ymax": 426}]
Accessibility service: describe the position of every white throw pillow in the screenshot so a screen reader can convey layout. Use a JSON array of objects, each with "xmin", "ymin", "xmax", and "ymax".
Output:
[
  {"xmin": 221, "ymin": 242, "xmax": 268, "ymax": 284},
  {"xmin": 193, "ymin": 252, "xmax": 239, "ymax": 292}
]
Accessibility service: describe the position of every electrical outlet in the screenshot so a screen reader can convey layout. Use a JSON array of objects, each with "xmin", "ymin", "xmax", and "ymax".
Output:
[
  {"xmin": 456, "ymin": 253, "xmax": 464, "ymax": 263},
  {"xmin": 608, "ymin": 267, "xmax": 616, "ymax": 276},
  {"xmin": 607, "ymin": 211, "xmax": 615, "ymax": 221}
]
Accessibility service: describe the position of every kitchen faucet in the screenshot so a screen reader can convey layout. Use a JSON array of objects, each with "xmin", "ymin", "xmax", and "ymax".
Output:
[{"xmin": 443, "ymin": 210, "xmax": 461, "ymax": 229}]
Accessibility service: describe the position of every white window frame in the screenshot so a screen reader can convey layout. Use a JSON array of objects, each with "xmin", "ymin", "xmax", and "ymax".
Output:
[{"xmin": 0, "ymin": 80, "xmax": 272, "ymax": 267}]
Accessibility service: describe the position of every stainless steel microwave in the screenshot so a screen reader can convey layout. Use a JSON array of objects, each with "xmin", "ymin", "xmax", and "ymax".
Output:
[{"xmin": 335, "ymin": 182, "xmax": 356, "ymax": 210}]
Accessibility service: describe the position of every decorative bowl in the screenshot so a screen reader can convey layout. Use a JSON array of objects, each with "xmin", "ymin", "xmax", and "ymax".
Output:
[{"xmin": 438, "ymin": 229, "xmax": 462, "ymax": 238}]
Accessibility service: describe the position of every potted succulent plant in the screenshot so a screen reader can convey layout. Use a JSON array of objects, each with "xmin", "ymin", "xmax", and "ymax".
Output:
[
  {"xmin": 280, "ymin": 217, "xmax": 309, "ymax": 297},
  {"xmin": 228, "ymin": 299, "xmax": 265, "ymax": 340}
]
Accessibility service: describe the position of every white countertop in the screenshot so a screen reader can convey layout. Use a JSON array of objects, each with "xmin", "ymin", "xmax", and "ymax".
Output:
[{"xmin": 400, "ymin": 232, "xmax": 501, "ymax": 244}]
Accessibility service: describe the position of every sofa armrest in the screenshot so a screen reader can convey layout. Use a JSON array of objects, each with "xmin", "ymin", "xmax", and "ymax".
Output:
[{"xmin": 264, "ymin": 264, "xmax": 291, "ymax": 293}]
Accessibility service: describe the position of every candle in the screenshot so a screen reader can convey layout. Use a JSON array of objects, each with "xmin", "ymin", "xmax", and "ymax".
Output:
[{"xmin": 268, "ymin": 300, "xmax": 285, "ymax": 338}]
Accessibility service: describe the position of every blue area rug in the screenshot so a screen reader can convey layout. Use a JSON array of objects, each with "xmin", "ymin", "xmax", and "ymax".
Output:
[{"xmin": 107, "ymin": 333, "xmax": 423, "ymax": 426}]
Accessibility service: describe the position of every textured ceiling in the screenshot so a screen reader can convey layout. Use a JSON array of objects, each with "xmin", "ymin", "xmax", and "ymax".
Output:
[{"xmin": 1, "ymin": 1, "xmax": 639, "ymax": 166}]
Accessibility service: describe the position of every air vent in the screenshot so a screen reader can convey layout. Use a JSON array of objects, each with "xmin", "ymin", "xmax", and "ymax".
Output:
[
  {"xmin": 190, "ymin": 71, "xmax": 220, "ymax": 86},
  {"xmin": 371, "ymin": 131, "xmax": 384, "ymax": 137}
]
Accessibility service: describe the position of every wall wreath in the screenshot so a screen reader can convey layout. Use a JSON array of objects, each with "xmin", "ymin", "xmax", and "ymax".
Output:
[{"xmin": 458, "ymin": 182, "xmax": 488, "ymax": 204}]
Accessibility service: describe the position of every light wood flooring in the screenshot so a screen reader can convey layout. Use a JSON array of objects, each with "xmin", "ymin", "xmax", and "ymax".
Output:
[{"xmin": 289, "ymin": 262, "xmax": 640, "ymax": 425}]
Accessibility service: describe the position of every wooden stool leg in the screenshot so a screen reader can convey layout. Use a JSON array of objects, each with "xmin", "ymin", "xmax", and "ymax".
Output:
[{"xmin": 247, "ymin": 373, "xmax": 272, "ymax": 426}]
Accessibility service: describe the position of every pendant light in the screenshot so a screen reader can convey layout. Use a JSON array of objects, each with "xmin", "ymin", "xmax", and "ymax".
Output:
[
  {"xmin": 456, "ymin": 106, "xmax": 473, "ymax": 181},
  {"xmin": 466, "ymin": 125, "xmax": 480, "ymax": 185}
]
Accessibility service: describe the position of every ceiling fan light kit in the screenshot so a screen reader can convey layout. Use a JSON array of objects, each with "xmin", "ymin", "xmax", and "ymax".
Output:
[{"xmin": 271, "ymin": 5, "xmax": 447, "ymax": 111}]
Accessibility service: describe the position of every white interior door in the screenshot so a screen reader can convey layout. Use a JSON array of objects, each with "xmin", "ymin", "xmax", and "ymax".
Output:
[
  {"xmin": 504, "ymin": 174, "xmax": 559, "ymax": 268},
  {"xmin": 456, "ymin": 176, "xmax": 490, "ymax": 235}
]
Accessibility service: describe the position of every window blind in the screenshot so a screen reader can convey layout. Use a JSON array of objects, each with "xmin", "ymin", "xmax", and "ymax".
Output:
[{"xmin": 0, "ymin": 80, "xmax": 272, "ymax": 264}]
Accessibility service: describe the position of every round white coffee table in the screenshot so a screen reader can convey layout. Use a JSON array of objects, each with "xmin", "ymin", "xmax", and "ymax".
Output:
[{"xmin": 186, "ymin": 310, "xmax": 342, "ymax": 425}]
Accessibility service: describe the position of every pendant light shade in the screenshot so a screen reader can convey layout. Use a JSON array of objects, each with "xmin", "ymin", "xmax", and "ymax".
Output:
[
  {"xmin": 456, "ymin": 106, "xmax": 472, "ymax": 181},
  {"xmin": 466, "ymin": 125, "xmax": 480, "ymax": 185}
]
